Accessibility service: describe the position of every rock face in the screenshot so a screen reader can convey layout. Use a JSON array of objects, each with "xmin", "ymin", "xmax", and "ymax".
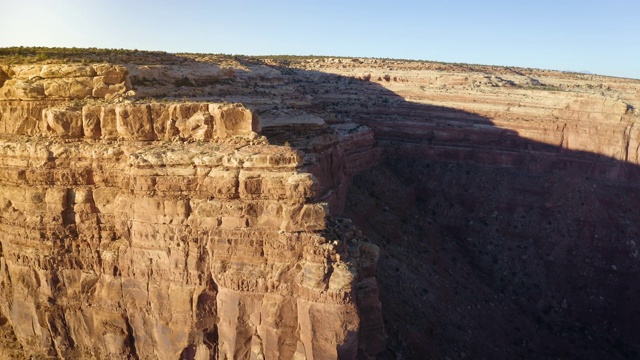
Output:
[
  {"xmin": 1, "ymin": 50, "xmax": 640, "ymax": 359},
  {"xmin": 0, "ymin": 63, "xmax": 130, "ymax": 100},
  {"xmin": 284, "ymin": 60, "xmax": 640, "ymax": 358},
  {"xmin": 0, "ymin": 61, "xmax": 383, "ymax": 359}
]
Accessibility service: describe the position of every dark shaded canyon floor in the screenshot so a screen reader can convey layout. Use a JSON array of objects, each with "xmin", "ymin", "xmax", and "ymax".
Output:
[{"xmin": 345, "ymin": 159, "xmax": 640, "ymax": 360}]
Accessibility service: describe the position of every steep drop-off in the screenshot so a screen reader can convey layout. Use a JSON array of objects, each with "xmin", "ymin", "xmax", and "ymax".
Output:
[
  {"xmin": 0, "ymin": 59, "xmax": 383, "ymax": 359},
  {"xmin": 1, "ymin": 49, "xmax": 640, "ymax": 359}
]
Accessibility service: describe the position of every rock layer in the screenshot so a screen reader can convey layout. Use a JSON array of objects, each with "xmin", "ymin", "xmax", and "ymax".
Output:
[{"xmin": 0, "ymin": 63, "xmax": 130, "ymax": 100}]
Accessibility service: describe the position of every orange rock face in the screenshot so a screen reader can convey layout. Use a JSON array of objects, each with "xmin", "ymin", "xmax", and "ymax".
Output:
[{"xmin": 0, "ymin": 60, "xmax": 383, "ymax": 359}]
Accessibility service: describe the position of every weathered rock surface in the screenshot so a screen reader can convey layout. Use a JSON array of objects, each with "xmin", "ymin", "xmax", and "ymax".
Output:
[
  {"xmin": 0, "ymin": 60, "xmax": 383, "ymax": 359},
  {"xmin": 2, "ymin": 50, "xmax": 640, "ymax": 359},
  {"xmin": 0, "ymin": 64, "xmax": 130, "ymax": 100}
]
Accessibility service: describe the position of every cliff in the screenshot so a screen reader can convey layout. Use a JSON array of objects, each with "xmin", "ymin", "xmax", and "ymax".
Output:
[
  {"xmin": 0, "ymin": 59, "xmax": 383, "ymax": 359},
  {"xmin": 1, "ymin": 49, "xmax": 640, "ymax": 359}
]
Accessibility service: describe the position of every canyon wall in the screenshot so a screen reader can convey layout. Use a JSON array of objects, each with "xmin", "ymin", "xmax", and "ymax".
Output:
[
  {"xmin": 2, "ymin": 51, "xmax": 640, "ymax": 359},
  {"xmin": 288, "ymin": 58, "xmax": 640, "ymax": 180},
  {"xmin": 0, "ymin": 61, "xmax": 383, "ymax": 359},
  {"xmin": 288, "ymin": 59, "xmax": 640, "ymax": 358}
]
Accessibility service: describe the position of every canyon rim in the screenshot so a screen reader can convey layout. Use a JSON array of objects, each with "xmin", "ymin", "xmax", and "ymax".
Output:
[{"xmin": 0, "ymin": 48, "xmax": 639, "ymax": 359}]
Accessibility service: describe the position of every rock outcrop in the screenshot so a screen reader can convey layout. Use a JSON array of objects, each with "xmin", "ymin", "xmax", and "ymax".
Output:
[
  {"xmin": 0, "ymin": 60, "xmax": 383, "ymax": 359},
  {"xmin": 0, "ymin": 63, "xmax": 130, "ymax": 100}
]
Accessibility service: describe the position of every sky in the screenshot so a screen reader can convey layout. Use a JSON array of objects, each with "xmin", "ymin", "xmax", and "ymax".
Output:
[{"xmin": 1, "ymin": 0, "xmax": 639, "ymax": 79}]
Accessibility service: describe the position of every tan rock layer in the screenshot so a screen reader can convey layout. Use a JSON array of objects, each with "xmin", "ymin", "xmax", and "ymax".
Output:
[
  {"xmin": 0, "ymin": 64, "xmax": 130, "ymax": 100},
  {"xmin": 0, "ymin": 101, "xmax": 258, "ymax": 141}
]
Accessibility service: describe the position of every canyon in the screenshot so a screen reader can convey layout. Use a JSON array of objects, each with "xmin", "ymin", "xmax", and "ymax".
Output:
[{"xmin": 0, "ymin": 49, "xmax": 639, "ymax": 359}]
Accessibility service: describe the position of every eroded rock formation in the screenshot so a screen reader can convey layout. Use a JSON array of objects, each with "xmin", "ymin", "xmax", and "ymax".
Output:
[
  {"xmin": 1, "ymin": 49, "xmax": 640, "ymax": 359},
  {"xmin": 0, "ymin": 59, "xmax": 383, "ymax": 359}
]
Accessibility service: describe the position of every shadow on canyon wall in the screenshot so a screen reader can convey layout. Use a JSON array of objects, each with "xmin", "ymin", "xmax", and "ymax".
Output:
[{"xmin": 223, "ymin": 58, "xmax": 640, "ymax": 360}]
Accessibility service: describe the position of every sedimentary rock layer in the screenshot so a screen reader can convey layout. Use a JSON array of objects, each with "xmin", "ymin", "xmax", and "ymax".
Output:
[
  {"xmin": 0, "ymin": 101, "xmax": 258, "ymax": 140},
  {"xmin": 0, "ymin": 63, "xmax": 130, "ymax": 100}
]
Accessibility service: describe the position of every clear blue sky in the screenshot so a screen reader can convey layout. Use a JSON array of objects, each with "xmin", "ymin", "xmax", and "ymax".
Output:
[{"xmin": 2, "ymin": 0, "xmax": 639, "ymax": 79}]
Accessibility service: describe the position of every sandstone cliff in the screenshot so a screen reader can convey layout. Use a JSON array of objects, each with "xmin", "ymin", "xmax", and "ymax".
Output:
[
  {"xmin": 0, "ymin": 58, "xmax": 383, "ymax": 359},
  {"xmin": 1, "ymin": 49, "xmax": 640, "ymax": 359}
]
